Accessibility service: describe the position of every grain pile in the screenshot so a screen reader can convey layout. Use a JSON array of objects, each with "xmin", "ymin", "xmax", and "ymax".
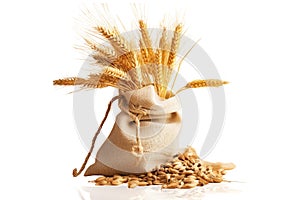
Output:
[{"xmin": 90, "ymin": 147, "xmax": 235, "ymax": 189}]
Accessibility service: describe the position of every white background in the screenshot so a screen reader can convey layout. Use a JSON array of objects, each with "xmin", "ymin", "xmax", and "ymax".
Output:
[{"xmin": 0, "ymin": 0, "xmax": 299, "ymax": 199}]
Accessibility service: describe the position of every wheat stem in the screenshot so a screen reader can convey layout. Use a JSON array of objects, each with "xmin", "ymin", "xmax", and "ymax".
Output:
[
  {"xmin": 175, "ymin": 79, "xmax": 229, "ymax": 95},
  {"xmin": 170, "ymin": 38, "xmax": 201, "ymax": 92}
]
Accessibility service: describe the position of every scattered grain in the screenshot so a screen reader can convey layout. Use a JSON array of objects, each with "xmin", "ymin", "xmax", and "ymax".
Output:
[{"xmin": 91, "ymin": 147, "xmax": 234, "ymax": 189}]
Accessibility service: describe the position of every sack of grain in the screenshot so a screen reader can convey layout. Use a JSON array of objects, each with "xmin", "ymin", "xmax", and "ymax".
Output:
[
  {"xmin": 53, "ymin": 20, "xmax": 228, "ymax": 178},
  {"xmin": 85, "ymin": 85, "xmax": 182, "ymax": 175}
]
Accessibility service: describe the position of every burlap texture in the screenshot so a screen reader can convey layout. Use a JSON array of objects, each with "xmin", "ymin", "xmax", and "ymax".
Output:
[{"xmin": 85, "ymin": 85, "xmax": 182, "ymax": 176}]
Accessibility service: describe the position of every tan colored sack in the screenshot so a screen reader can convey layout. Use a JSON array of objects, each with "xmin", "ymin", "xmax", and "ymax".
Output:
[
  {"xmin": 53, "ymin": 20, "xmax": 229, "ymax": 178},
  {"xmin": 85, "ymin": 85, "xmax": 182, "ymax": 176}
]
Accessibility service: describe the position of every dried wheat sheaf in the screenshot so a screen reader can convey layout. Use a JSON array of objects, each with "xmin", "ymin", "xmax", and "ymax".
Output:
[{"xmin": 53, "ymin": 18, "xmax": 227, "ymax": 98}]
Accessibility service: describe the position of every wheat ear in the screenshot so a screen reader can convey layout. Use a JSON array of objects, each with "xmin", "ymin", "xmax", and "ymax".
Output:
[
  {"xmin": 139, "ymin": 40, "xmax": 151, "ymax": 84},
  {"xmin": 139, "ymin": 40, "xmax": 149, "ymax": 63},
  {"xmin": 103, "ymin": 66, "xmax": 137, "ymax": 90},
  {"xmin": 158, "ymin": 27, "xmax": 170, "ymax": 98},
  {"xmin": 85, "ymin": 65, "xmax": 135, "ymax": 90},
  {"xmin": 161, "ymin": 24, "xmax": 183, "ymax": 98},
  {"xmin": 176, "ymin": 79, "xmax": 229, "ymax": 94},
  {"xmin": 53, "ymin": 77, "xmax": 86, "ymax": 86},
  {"xmin": 84, "ymin": 38, "xmax": 116, "ymax": 61},
  {"xmin": 139, "ymin": 20, "xmax": 154, "ymax": 61},
  {"xmin": 159, "ymin": 27, "xmax": 169, "ymax": 66},
  {"xmin": 83, "ymin": 73, "xmax": 126, "ymax": 91},
  {"xmin": 170, "ymin": 38, "xmax": 201, "ymax": 93},
  {"xmin": 102, "ymin": 66, "xmax": 130, "ymax": 81},
  {"xmin": 154, "ymin": 49, "xmax": 163, "ymax": 96},
  {"xmin": 167, "ymin": 24, "xmax": 182, "ymax": 68},
  {"xmin": 96, "ymin": 26, "xmax": 129, "ymax": 56}
]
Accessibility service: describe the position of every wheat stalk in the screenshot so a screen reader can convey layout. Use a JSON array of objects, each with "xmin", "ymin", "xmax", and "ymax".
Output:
[
  {"xmin": 158, "ymin": 27, "xmax": 170, "ymax": 98},
  {"xmin": 138, "ymin": 40, "xmax": 151, "ymax": 84},
  {"xmin": 84, "ymin": 39, "xmax": 116, "ymax": 67},
  {"xmin": 104, "ymin": 67, "xmax": 137, "ymax": 90},
  {"xmin": 92, "ymin": 54, "xmax": 113, "ymax": 66},
  {"xmin": 84, "ymin": 38, "xmax": 116, "ymax": 61},
  {"xmin": 102, "ymin": 66, "xmax": 130, "ymax": 81},
  {"xmin": 170, "ymin": 38, "xmax": 201, "ymax": 92},
  {"xmin": 188, "ymin": 79, "xmax": 229, "ymax": 87},
  {"xmin": 139, "ymin": 40, "xmax": 149, "ymax": 63},
  {"xmin": 139, "ymin": 20, "xmax": 154, "ymax": 62},
  {"xmin": 129, "ymin": 51, "xmax": 143, "ymax": 87},
  {"xmin": 53, "ymin": 68, "xmax": 134, "ymax": 91},
  {"xmin": 95, "ymin": 24, "xmax": 139, "ymax": 72},
  {"xmin": 112, "ymin": 54, "xmax": 131, "ymax": 72},
  {"xmin": 84, "ymin": 73, "xmax": 129, "ymax": 90},
  {"xmin": 176, "ymin": 79, "xmax": 229, "ymax": 94},
  {"xmin": 161, "ymin": 24, "xmax": 183, "ymax": 98},
  {"xmin": 154, "ymin": 49, "xmax": 163, "ymax": 96},
  {"xmin": 96, "ymin": 26, "xmax": 129, "ymax": 56},
  {"xmin": 53, "ymin": 77, "xmax": 86, "ymax": 86},
  {"xmin": 139, "ymin": 20, "xmax": 156, "ymax": 85},
  {"xmin": 167, "ymin": 24, "xmax": 182, "ymax": 68}
]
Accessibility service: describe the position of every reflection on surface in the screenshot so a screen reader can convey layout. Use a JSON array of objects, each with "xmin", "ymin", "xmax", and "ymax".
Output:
[{"xmin": 78, "ymin": 182, "xmax": 243, "ymax": 200}]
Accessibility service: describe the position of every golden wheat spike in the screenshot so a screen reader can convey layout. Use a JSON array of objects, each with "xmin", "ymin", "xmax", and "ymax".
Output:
[
  {"xmin": 158, "ymin": 27, "xmax": 170, "ymax": 98},
  {"xmin": 176, "ymin": 79, "xmax": 229, "ymax": 94},
  {"xmin": 82, "ymin": 81, "xmax": 107, "ymax": 89},
  {"xmin": 53, "ymin": 67, "xmax": 134, "ymax": 91},
  {"xmin": 91, "ymin": 54, "xmax": 112, "ymax": 67},
  {"xmin": 139, "ymin": 40, "xmax": 149, "ymax": 63},
  {"xmin": 102, "ymin": 66, "xmax": 130, "ymax": 81},
  {"xmin": 159, "ymin": 27, "xmax": 169, "ymax": 66},
  {"xmin": 129, "ymin": 52, "xmax": 143, "ymax": 88},
  {"xmin": 188, "ymin": 79, "xmax": 229, "ymax": 88},
  {"xmin": 84, "ymin": 39, "xmax": 116, "ymax": 66},
  {"xmin": 104, "ymin": 66, "xmax": 137, "ymax": 89},
  {"xmin": 154, "ymin": 49, "xmax": 163, "ymax": 96},
  {"xmin": 160, "ymin": 24, "xmax": 183, "ymax": 98},
  {"xmin": 103, "ymin": 62, "xmax": 139, "ymax": 90},
  {"xmin": 112, "ymin": 54, "xmax": 130, "ymax": 72},
  {"xmin": 84, "ymin": 38, "xmax": 116, "ymax": 59},
  {"xmin": 96, "ymin": 26, "xmax": 129, "ymax": 56},
  {"xmin": 139, "ymin": 20, "xmax": 154, "ymax": 61},
  {"xmin": 138, "ymin": 21, "xmax": 155, "ymax": 85},
  {"xmin": 83, "ymin": 73, "xmax": 120, "ymax": 90},
  {"xmin": 155, "ymin": 28, "xmax": 166, "ymax": 95},
  {"xmin": 53, "ymin": 77, "xmax": 86, "ymax": 86},
  {"xmin": 138, "ymin": 40, "xmax": 153, "ymax": 84},
  {"xmin": 167, "ymin": 24, "xmax": 182, "ymax": 68}
]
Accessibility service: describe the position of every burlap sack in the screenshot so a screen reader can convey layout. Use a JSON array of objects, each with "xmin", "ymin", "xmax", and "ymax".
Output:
[{"xmin": 84, "ymin": 85, "xmax": 182, "ymax": 176}]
